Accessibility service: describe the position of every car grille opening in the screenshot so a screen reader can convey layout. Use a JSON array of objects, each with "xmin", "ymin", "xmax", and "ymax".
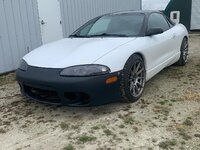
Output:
[
  {"xmin": 24, "ymin": 85, "xmax": 61, "ymax": 104},
  {"xmin": 64, "ymin": 92, "xmax": 90, "ymax": 104}
]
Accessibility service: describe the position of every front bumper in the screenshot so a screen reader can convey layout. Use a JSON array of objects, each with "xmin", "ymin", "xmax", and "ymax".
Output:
[{"xmin": 16, "ymin": 66, "xmax": 122, "ymax": 106}]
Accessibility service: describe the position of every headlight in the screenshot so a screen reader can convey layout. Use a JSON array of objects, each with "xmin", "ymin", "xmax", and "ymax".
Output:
[
  {"xmin": 19, "ymin": 59, "xmax": 28, "ymax": 71},
  {"xmin": 60, "ymin": 65, "xmax": 110, "ymax": 77}
]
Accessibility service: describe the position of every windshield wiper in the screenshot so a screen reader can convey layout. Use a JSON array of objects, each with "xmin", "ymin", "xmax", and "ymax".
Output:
[
  {"xmin": 88, "ymin": 33, "xmax": 129, "ymax": 37},
  {"xmin": 69, "ymin": 34, "xmax": 90, "ymax": 38},
  {"xmin": 69, "ymin": 33, "xmax": 129, "ymax": 38}
]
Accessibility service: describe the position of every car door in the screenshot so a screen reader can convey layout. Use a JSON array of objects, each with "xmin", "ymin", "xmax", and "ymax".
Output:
[{"xmin": 144, "ymin": 13, "xmax": 174, "ymax": 77}]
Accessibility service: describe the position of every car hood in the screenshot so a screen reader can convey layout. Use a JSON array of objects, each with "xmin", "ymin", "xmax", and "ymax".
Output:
[{"xmin": 23, "ymin": 38, "xmax": 135, "ymax": 68}]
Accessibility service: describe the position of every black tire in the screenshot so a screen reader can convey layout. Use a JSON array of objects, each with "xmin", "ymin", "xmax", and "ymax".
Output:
[
  {"xmin": 176, "ymin": 37, "xmax": 189, "ymax": 66},
  {"xmin": 121, "ymin": 54, "xmax": 146, "ymax": 102}
]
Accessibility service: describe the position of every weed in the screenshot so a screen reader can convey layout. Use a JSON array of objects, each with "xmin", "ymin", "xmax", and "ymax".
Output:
[
  {"xmin": 3, "ymin": 121, "xmax": 11, "ymax": 126},
  {"xmin": 0, "ymin": 73, "xmax": 16, "ymax": 86},
  {"xmin": 170, "ymin": 99, "xmax": 177, "ymax": 103},
  {"xmin": 123, "ymin": 116, "xmax": 135, "ymax": 125},
  {"xmin": 0, "ymin": 128, "xmax": 6, "ymax": 134},
  {"xmin": 179, "ymin": 131, "xmax": 192, "ymax": 140},
  {"xmin": 181, "ymin": 141, "xmax": 186, "ymax": 145},
  {"xmin": 60, "ymin": 122, "xmax": 70, "ymax": 130},
  {"xmin": 71, "ymin": 125, "xmax": 80, "ymax": 130},
  {"xmin": 78, "ymin": 135, "xmax": 96, "ymax": 143},
  {"xmin": 177, "ymin": 127, "xmax": 192, "ymax": 141},
  {"xmin": 194, "ymin": 134, "xmax": 200, "ymax": 138},
  {"xmin": 103, "ymin": 129, "xmax": 113, "ymax": 136},
  {"xmin": 119, "ymin": 124, "xmax": 125, "ymax": 128},
  {"xmin": 158, "ymin": 139, "xmax": 177, "ymax": 149},
  {"xmin": 158, "ymin": 100, "xmax": 169, "ymax": 105},
  {"xmin": 152, "ymin": 138, "xmax": 157, "ymax": 143},
  {"xmin": 183, "ymin": 118, "xmax": 193, "ymax": 126},
  {"xmin": 91, "ymin": 125, "xmax": 100, "ymax": 130},
  {"xmin": 63, "ymin": 144, "xmax": 74, "ymax": 150},
  {"xmin": 153, "ymin": 106, "xmax": 170, "ymax": 116}
]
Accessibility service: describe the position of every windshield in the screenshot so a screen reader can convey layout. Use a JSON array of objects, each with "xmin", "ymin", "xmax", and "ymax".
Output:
[{"xmin": 70, "ymin": 13, "xmax": 145, "ymax": 37}]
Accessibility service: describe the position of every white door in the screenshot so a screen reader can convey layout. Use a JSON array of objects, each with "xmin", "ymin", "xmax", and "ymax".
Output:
[
  {"xmin": 37, "ymin": 0, "xmax": 63, "ymax": 44},
  {"xmin": 191, "ymin": 0, "xmax": 200, "ymax": 30}
]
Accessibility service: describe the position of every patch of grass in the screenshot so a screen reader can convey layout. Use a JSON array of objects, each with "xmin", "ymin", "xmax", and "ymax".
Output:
[
  {"xmin": 123, "ymin": 116, "xmax": 135, "ymax": 125},
  {"xmin": 176, "ymin": 126, "xmax": 192, "ymax": 141},
  {"xmin": 181, "ymin": 141, "xmax": 186, "ymax": 145},
  {"xmin": 166, "ymin": 68, "xmax": 185, "ymax": 79},
  {"xmin": 78, "ymin": 135, "xmax": 96, "ymax": 143},
  {"xmin": 158, "ymin": 100, "xmax": 169, "ymax": 105},
  {"xmin": 179, "ymin": 131, "xmax": 192, "ymax": 141},
  {"xmin": 103, "ymin": 129, "xmax": 113, "ymax": 136},
  {"xmin": 119, "ymin": 124, "xmax": 125, "ymax": 128},
  {"xmin": 63, "ymin": 144, "xmax": 74, "ymax": 150},
  {"xmin": 183, "ymin": 118, "xmax": 193, "ymax": 126},
  {"xmin": 21, "ymin": 124, "xmax": 28, "ymax": 128},
  {"xmin": 118, "ymin": 114, "xmax": 123, "ymax": 119},
  {"xmin": 158, "ymin": 139, "xmax": 177, "ymax": 149},
  {"xmin": 0, "ymin": 128, "xmax": 7, "ymax": 134},
  {"xmin": 170, "ymin": 99, "xmax": 177, "ymax": 103},
  {"xmin": 152, "ymin": 138, "xmax": 157, "ymax": 143},
  {"xmin": 91, "ymin": 125, "xmax": 100, "ymax": 130},
  {"xmin": 0, "ymin": 73, "xmax": 16, "ymax": 86},
  {"xmin": 159, "ymin": 99, "xmax": 177, "ymax": 106},
  {"xmin": 194, "ymin": 134, "xmax": 200, "ymax": 138},
  {"xmin": 3, "ymin": 121, "xmax": 11, "ymax": 126},
  {"xmin": 180, "ymin": 91, "xmax": 200, "ymax": 101},
  {"xmin": 71, "ymin": 124, "xmax": 80, "ymax": 130},
  {"xmin": 60, "ymin": 122, "xmax": 70, "ymax": 130},
  {"xmin": 153, "ymin": 106, "xmax": 170, "ymax": 116}
]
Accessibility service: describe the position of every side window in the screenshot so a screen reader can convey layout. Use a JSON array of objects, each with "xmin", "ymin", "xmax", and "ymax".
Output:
[{"xmin": 148, "ymin": 13, "xmax": 170, "ymax": 32}]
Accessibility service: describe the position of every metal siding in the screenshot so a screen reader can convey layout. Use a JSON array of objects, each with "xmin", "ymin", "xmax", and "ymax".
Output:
[
  {"xmin": 191, "ymin": 0, "xmax": 200, "ymax": 30},
  {"xmin": 164, "ymin": 0, "xmax": 192, "ymax": 31},
  {"xmin": 0, "ymin": 0, "xmax": 14, "ymax": 72},
  {"xmin": 60, "ymin": 0, "xmax": 141, "ymax": 37},
  {"xmin": 0, "ymin": 0, "xmax": 42, "ymax": 74}
]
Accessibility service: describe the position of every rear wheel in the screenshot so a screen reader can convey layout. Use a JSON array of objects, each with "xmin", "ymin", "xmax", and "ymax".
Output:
[
  {"xmin": 176, "ymin": 37, "xmax": 189, "ymax": 66},
  {"xmin": 121, "ymin": 54, "xmax": 146, "ymax": 102}
]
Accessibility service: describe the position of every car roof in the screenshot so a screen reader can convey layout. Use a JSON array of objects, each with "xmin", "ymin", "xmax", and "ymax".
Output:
[{"xmin": 107, "ymin": 10, "xmax": 162, "ymax": 16}]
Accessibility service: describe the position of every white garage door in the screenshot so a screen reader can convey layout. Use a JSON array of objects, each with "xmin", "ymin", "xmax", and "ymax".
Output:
[{"xmin": 191, "ymin": 0, "xmax": 200, "ymax": 30}]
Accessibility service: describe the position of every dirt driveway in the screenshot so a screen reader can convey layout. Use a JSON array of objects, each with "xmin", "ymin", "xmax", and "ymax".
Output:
[{"xmin": 0, "ymin": 35, "xmax": 200, "ymax": 150}]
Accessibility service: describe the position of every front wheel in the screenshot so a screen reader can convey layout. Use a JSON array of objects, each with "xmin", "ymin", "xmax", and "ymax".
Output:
[
  {"xmin": 121, "ymin": 54, "xmax": 146, "ymax": 102},
  {"xmin": 176, "ymin": 37, "xmax": 189, "ymax": 66}
]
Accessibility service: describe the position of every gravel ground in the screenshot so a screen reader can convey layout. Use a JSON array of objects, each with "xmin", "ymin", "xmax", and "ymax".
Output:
[{"xmin": 0, "ymin": 34, "xmax": 200, "ymax": 150}]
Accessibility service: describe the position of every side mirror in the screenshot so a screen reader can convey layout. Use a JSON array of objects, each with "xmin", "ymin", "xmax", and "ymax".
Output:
[{"xmin": 146, "ymin": 28, "xmax": 164, "ymax": 36}]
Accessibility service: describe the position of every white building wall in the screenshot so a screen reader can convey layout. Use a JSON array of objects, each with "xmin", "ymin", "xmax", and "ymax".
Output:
[
  {"xmin": 0, "ymin": 0, "xmax": 42, "ymax": 74},
  {"xmin": 142, "ymin": 0, "xmax": 170, "ymax": 10},
  {"xmin": 60, "ymin": 0, "xmax": 141, "ymax": 37},
  {"xmin": 191, "ymin": 0, "xmax": 200, "ymax": 30}
]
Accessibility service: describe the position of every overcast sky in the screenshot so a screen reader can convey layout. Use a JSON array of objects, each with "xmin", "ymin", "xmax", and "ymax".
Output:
[{"xmin": 142, "ymin": 0, "xmax": 170, "ymax": 10}]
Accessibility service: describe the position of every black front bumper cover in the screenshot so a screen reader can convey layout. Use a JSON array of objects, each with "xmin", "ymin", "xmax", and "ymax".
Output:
[{"xmin": 16, "ymin": 66, "xmax": 122, "ymax": 107}]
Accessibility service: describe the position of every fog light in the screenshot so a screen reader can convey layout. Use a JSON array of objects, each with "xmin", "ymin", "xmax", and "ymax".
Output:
[{"xmin": 106, "ymin": 76, "xmax": 118, "ymax": 84}]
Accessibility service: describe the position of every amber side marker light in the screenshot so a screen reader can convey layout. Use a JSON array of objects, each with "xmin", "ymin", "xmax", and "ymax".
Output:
[{"xmin": 106, "ymin": 76, "xmax": 118, "ymax": 84}]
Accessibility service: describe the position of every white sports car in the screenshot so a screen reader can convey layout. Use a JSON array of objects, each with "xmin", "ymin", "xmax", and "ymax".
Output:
[{"xmin": 16, "ymin": 10, "xmax": 189, "ymax": 106}]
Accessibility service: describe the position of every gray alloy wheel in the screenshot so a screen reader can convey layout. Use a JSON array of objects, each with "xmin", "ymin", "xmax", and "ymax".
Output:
[
  {"xmin": 129, "ymin": 61, "xmax": 145, "ymax": 98},
  {"xmin": 176, "ymin": 37, "xmax": 189, "ymax": 66},
  {"xmin": 182, "ymin": 38, "xmax": 189, "ymax": 63},
  {"xmin": 121, "ymin": 54, "xmax": 146, "ymax": 102}
]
